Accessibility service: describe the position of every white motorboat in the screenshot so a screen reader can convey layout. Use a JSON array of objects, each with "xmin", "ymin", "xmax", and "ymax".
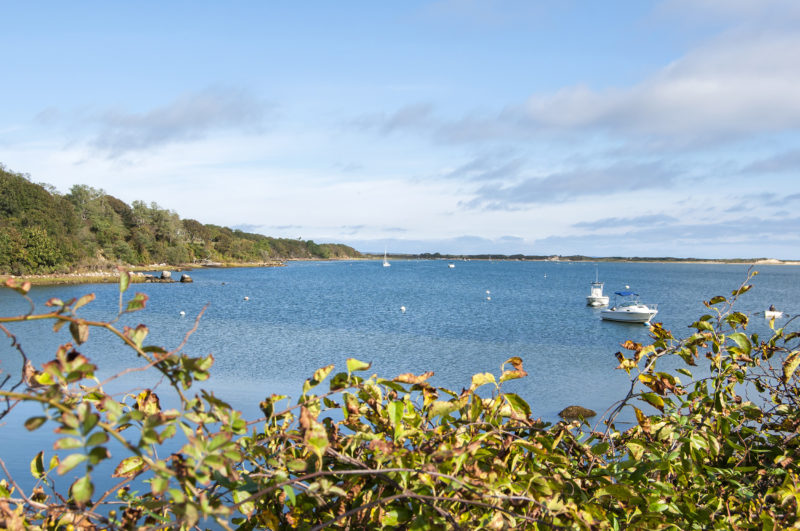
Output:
[
  {"xmin": 586, "ymin": 269, "xmax": 609, "ymax": 307},
  {"xmin": 448, "ymin": 263, "xmax": 455, "ymax": 268},
  {"xmin": 601, "ymin": 290, "xmax": 658, "ymax": 324}
]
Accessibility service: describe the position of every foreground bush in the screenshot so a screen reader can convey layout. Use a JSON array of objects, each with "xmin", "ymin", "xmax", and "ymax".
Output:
[{"xmin": 0, "ymin": 270, "xmax": 798, "ymax": 529}]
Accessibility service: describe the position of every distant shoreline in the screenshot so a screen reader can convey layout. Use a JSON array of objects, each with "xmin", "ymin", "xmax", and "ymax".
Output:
[{"xmin": 3, "ymin": 257, "xmax": 799, "ymax": 287}]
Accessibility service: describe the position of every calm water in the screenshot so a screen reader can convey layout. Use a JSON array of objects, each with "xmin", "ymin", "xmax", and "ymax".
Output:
[{"xmin": 1, "ymin": 260, "xmax": 798, "ymax": 490}]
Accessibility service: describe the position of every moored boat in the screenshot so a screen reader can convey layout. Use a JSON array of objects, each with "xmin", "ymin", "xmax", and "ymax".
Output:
[
  {"xmin": 601, "ymin": 290, "xmax": 658, "ymax": 324},
  {"xmin": 586, "ymin": 268, "xmax": 609, "ymax": 306}
]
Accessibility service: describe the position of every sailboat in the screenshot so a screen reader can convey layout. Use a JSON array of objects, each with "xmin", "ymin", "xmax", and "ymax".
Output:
[{"xmin": 383, "ymin": 248, "xmax": 391, "ymax": 267}]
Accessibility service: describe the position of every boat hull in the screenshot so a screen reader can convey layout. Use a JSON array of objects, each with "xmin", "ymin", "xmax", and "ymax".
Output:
[
  {"xmin": 601, "ymin": 307, "xmax": 657, "ymax": 323},
  {"xmin": 587, "ymin": 296, "xmax": 609, "ymax": 307}
]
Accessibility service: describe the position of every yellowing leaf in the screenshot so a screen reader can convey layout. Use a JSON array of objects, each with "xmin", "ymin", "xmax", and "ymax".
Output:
[
  {"xmin": 69, "ymin": 321, "xmax": 89, "ymax": 345},
  {"xmin": 783, "ymin": 351, "xmax": 800, "ymax": 384},
  {"xmin": 24, "ymin": 416, "xmax": 47, "ymax": 431},
  {"xmin": 393, "ymin": 371, "xmax": 434, "ymax": 384},
  {"xmin": 470, "ymin": 372, "xmax": 496, "ymax": 390},
  {"xmin": 346, "ymin": 358, "xmax": 371, "ymax": 374},
  {"xmin": 640, "ymin": 392, "xmax": 665, "ymax": 412},
  {"xmin": 73, "ymin": 294, "xmax": 96, "ymax": 311},
  {"xmin": 30, "ymin": 451, "xmax": 45, "ymax": 479}
]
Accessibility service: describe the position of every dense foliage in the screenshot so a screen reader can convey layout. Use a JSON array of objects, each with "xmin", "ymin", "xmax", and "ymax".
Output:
[
  {"xmin": 0, "ymin": 270, "xmax": 798, "ymax": 529},
  {"xmin": 0, "ymin": 164, "xmax": 360, "ymax": 274}
]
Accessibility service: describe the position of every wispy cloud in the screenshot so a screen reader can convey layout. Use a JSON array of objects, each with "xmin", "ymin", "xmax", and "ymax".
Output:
[
  {"xmin": 91, "ymin": 87, "xmax": 269, "ymax": 157},
  {"xmin": 572, "ymin": 214, "xmax": 679, "ymax": 231},
  {"xmin": 442, "ymin": 154, "xmax": 524, "ymax": 181},
  {"xmin": 464, "ymin": 161, "xmax": 677, "ymax": 209},
  {"xmin": 537, "ymin": 215, "xmax": 800, "ymax": 259},
  {"xmin": 355, "ymin": 103, "xmax": 436, "ymax": 135},
  {"xmin": 742, "ymin": 149, "xmax": 800, "ymax": 174}
]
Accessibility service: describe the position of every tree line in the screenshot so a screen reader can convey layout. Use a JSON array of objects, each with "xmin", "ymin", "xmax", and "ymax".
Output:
[{"xmin": 0, "ymin": 165, "xmax": 359, "ymax": 274}]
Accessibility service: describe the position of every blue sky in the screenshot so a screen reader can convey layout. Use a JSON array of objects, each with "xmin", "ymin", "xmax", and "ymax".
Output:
[{"xmin": 2, "ymin": 1, "xmax": 799, "ymax": 259}]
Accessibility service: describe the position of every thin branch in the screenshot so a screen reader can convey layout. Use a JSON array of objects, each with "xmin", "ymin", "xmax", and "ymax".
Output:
[{"xmin": 0, "ymin": 458, "xmax": 49, "ymax": 511}]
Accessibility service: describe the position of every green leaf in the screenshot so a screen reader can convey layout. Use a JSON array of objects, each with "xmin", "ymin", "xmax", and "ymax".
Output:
[
  {"xmin": 234, "ymin": 489, "xmax": 256, "ymax": 516},
  {"xmin": 125, "ymin": 292, "xmax": 149, "ymax": 313},
  {"xmin": 504, "ymin": 393, "xmax": 531, "ymax": 417},
  {"xmin": 346, "ymin": 358, "xmax": 371, "ymax": 374},
  {"xmin": 151, "ymin": 474, "xmax": 169, "ymax": 495},
  {"xmin": 305, "ymin": 422, "xmax": 329, "ymax": 460},
  {"xmin": 597, "ymin": 483, "xmax": 638, "ymax": 501},
  {"xmin": 24, "ymin": 416, "xmax": 47, "ymax": 431},
  {"xmin": 124, "ymin": 324, "xmax": 148, "ymax": 349},
  {"xmin": 70, "ymin": 475, "xmax": 93, "ymax": 504},
  {"xmin": 119, "ymin": 268, "xmax": 130, "ymax": 293},
  {"xmin": 388, "ymin": 400, "xmax": 405, "ymax": 439},
  {"xmin": 591, "ymin": 442, "xmax": 610, "ymax": 455},
  {"xmin": 57, "ymin": 453, "xmax": 88, "ymax": 475},
  {"xmin": 54, "ymin": 437, "xmax": 83, "ymax": 450},
  {"xmin": 708, "ymin": 295, "xmax": 726, "ymax": 305},
  {"xmin": 88, "ymin": 446, "xmax": 110, "ymax": 465},
  {"xmin": 428, "ymin": 400, "xmax": 460, "ymax": 419},
  {"xmin": 30, "ymin": 451, "xmax": 45, "ymax": 479},
  {"xmin": 283, "ymin": 485, "xmax": 296, "ymax": 506},
  {"xmin": 728, "ymin": 332, "xmax": 752, "ymax": 355},
  {"xmin": 693, "ymin": 320, "xmax": 714, "ymax": 332},
  {"xmin": 112, "ymin": 456, "xmax": 145, "ymax": 478}
]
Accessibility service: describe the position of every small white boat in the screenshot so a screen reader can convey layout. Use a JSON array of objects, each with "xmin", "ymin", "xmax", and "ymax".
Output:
[
  {"xmin": 448, "ymin": 263, "xmax": 455, "ymax": 268},
  {"xmin": 601, "ymin": 290, "xmax": 658, "ymax": 324},
  {"xmin": 764, "ymin": 307, "xmax": 785, "ymax": 319},
  {"xmin": 586, "ymin": 268, "xmax": 609, "ymax": 307},
  {"xmin": 383, "ymin": 248, "xmax": 390, "ymax": 267}
]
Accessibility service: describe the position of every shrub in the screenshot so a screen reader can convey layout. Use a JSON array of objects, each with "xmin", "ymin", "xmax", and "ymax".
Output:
[{"xmin": 0, "ymin": 270, "xmax": 798, "ymax": 529}]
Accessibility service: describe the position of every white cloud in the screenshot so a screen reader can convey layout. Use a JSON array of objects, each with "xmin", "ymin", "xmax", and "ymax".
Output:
[{"xmin": 523, "ymin": 30, "xmax": 800, "ymax": 139}]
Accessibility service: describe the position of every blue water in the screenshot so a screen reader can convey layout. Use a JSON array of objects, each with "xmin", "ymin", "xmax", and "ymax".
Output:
[{"xmin": 1, "ymin": 260, "xmax": 798, "ymax": 494}]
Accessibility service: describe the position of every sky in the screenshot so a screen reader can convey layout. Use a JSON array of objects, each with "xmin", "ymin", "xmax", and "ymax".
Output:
[{"xmin": 2, "ymin": 1, "xmax": 799, "ymax": 259}]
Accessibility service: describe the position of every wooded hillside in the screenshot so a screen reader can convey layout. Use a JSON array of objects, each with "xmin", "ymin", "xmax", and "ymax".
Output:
[{"xmin": 0, "ymin": 165, "xmax": 360, "ymax": 274}]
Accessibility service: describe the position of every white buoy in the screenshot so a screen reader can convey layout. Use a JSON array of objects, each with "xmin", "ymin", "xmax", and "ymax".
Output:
[
  {"xmin": 486, "ymin": 296, "xmax": 491, "ymax": 301},
  {"xmin": 244, "ymin": 296, "xmax": 249, "ymax": 301},
  {"xmin": 486, "ymin": 290, "xmax": 490, "ymax": 294},
  {"xmin": 179, "ymin": 310, "xmax": 186, "ymax": 317},
  {"xmin": 400, "ymin": 306, "xmax": 406, "ymax": 313}
]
